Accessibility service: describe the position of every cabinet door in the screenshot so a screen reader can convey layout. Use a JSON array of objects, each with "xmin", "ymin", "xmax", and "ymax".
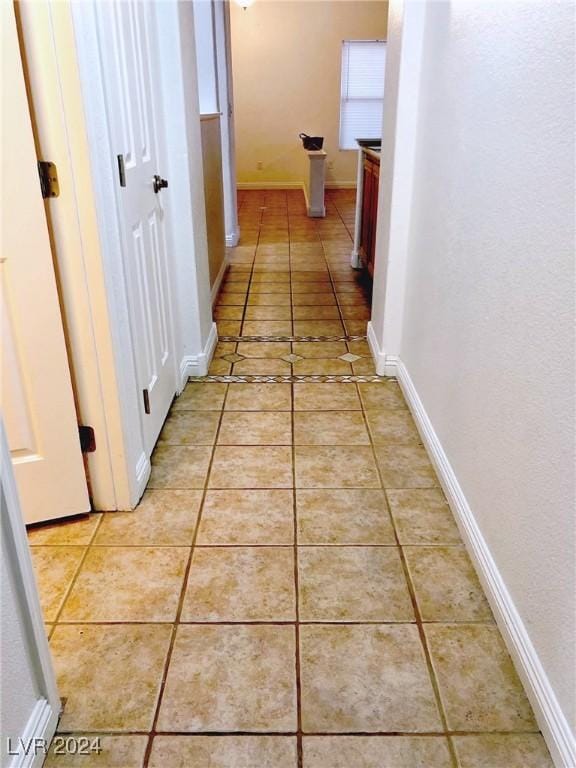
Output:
[{"xmin": 360, "ymin": 159, "xmax": 373, "ymax": 263}]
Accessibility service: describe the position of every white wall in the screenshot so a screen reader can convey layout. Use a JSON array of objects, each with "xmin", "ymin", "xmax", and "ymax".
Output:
[
  {"xmin": 373, "ymin": 1, "xmax": 575, "ymax": 764},
  {"xmin": 193, "ymin": 0, "xmax": 218, "ymax": 114},
  {"xmin": 1, "ymin": 523, "xmax": 39, "ymax": 765},
  {"xmin": 230, "ymin": 0, "xmax": 388, "ymax": 187},
  {"xmin": 0, "ymin": 422, "xmax": 60, "ymax": 767}
]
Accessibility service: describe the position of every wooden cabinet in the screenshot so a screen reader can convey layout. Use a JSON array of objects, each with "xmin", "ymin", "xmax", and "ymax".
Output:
[{"xmin": 359, "ymin": 152, "xmax": 380, "ymax": 278}]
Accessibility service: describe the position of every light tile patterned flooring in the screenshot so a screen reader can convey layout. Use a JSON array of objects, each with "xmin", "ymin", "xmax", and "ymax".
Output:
[{"xmin": 29, "ymin": 190, "xmax": 552, "ymax": 767}]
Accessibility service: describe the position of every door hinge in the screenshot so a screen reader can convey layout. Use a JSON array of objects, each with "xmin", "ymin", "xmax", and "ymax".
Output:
[
  {"xmin": 38, "ymin": 161, "xmax": 60, "ymax": 198},
  {"xmin": 78, "ymin": 425, "xmax": 96, "ymax": 453},
  {"xmin": 143, "ymin": 389, "xmax": 151, "ymax": 414}
]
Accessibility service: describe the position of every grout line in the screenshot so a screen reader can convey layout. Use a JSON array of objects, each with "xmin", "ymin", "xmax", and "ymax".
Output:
[
  {"xmin": 49, "ymin": 512, "xmax": 106, "ymax": 629},
  {"xmin": 238, "ymin": 209, "xmax": 261, "ymax": 338},
  {"xmin": 54, "ymin": 727, "xmax": 545, "ymax": 737},
  {"xmin": 34, "ymin": 542, "xmax": 469, "ymax": 550},
  {"xmin": 361, "ymin": 397, "xmax": 460, "ymax": 768},
  {"xmin": 142, "ymin": 385, "xmax": 230, "ymax": 767},
  {"xmin": 291, "ymin": 381, "xmax": 304, "ymax": 768},
  {"xmin": 49, "ymin": 618, "xmax": 497, "ymax": 627}
]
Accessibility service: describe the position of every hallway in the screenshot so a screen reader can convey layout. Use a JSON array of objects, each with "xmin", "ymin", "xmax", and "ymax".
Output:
[{"xmin": 28, "ymin": 189, "xmax": 552, "ymax": 767}]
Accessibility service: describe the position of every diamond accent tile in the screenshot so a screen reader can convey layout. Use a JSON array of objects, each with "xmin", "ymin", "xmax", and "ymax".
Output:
[
  {"xmin": 222, "ymin": 353, "xmax": 245, "ymax": 363},
  {"xmin": 339, "ymin": 353, "xmax": 362, "ymax": 363},
  {"xmin": 282, "ymin": 354, "xmax": 304, "ymax": 363}
]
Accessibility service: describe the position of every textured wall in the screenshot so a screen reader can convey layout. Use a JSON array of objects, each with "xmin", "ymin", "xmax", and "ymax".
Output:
[
  {"xmin": 230, "ymin": 0, "xmax": 388, "ymax": 187},
  {"xmin": 400, "ymin": 0, "xmax": 575, "ymax": 734}
]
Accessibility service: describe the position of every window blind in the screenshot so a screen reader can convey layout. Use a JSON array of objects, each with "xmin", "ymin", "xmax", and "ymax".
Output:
[{"xmin": 339, "ymin": 40, "xmax": 386, "ymax": 150}]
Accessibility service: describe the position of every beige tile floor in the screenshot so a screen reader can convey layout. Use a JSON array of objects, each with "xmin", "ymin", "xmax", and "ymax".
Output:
[{"xmin": 29, "ymin": 190, "xmax": 552, "ymax": 767}]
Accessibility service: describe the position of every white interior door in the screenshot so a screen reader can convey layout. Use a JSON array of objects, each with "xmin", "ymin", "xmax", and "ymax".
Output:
[
  {"xmin": 97, "ymin": 0, "xmax": 176, "ymax": 455},
  {"xmin": 1, "ymin": 3, "xmax": 90, "ymax": 524}
]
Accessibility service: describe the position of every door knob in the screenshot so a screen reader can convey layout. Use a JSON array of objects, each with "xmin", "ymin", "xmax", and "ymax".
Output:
[{"xmin": 153, "ymin": 174, "xmax": 168, "ymax": 193}]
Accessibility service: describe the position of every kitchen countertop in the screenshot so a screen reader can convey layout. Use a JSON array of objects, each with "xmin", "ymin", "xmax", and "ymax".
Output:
[{"xmin": 356, "ymin": 138, "xmax": 381, "ymax": 161}]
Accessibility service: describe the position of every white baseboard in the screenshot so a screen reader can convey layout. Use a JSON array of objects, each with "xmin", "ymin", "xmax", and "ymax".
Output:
[
  {"xmin": 350, "ymin": 249, "xmax": 363, "ymax": 269},
  {"xmin": 366, "ymin": 321, "xmax": 399, "ymax": 377},
  {"xmin": 211, "ymin": 253, "xmax": 230, "ymax": 306},
  {"xmin": 225, "ymin": 228, "xmax": 240, "ymax": 247},
  {"xmin": 134, "ymin": 450, "xmax": 151, "ymax": 502},
  {"xmin": 325, "ymin": 181, "xmax": 357, "ymax": 189},
  {"xmin": 178, "ymin": 322, "xmax": 218, "ymax": 386},
  {"xmin": 395, "ymin": 358, "xmax": 576, "ymax": 768},
  {"xmin": 302, "ymin": 182, "xmax": 310, "ymax": 214},
  {"xmin": 237, "ymin": 181, "xmax": 303, "ymax": 190},
  {"xmin": 237, "ymin": 181, "xmax": 357, "ymax": 192},
  {"xmin": 7, "ymin": 699, "xmax": 59, "ymax": 768}
]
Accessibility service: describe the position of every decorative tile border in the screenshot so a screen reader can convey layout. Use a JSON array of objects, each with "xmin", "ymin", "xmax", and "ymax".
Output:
[
  {"xmin": 189, "ymin": 374, "xmax": 391, "ymax": 383},
  {"xmin": 218, "ymin": 335, "xmax": 368, "ymax": 343}
]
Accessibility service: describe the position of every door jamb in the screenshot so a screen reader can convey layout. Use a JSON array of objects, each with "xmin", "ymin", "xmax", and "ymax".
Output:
[{"xmin": 213, "ymin": 0, "xmax": 240, "ymax": 248}]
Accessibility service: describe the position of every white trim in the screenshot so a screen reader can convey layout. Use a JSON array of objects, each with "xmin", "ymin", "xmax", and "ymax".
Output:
[
  {"xmin": 179, "ymin": 322, "xmax": 218, "ymax": 385},
  {"xmin": 1, "ymin": 422, "xmax": 60, "ymax": 766},
  {"xmin": 7, "ymin": 700, "xmax": 59, "ymax": 768},
  {"xmin": 211, "ymin": 251, "xmax": 230, "ymax": 305},
  {"xmin": 213, "ymin": 0, "xmax": 240, "ymax": 257},
  {"xmin": 133, "ymin": 452, "xmax": 151, "ymax": 504},
  {"xmin": 302, "ymin": 182, "xmax": 310, "ymax": 214},
  {"xmin": 325, "ymin": 181, "xmax": 357, "ymax": 189},
  {"xmin": 225, "ymin": 228, "xmax": 240, "ymax": 247},
  {"xmin": 369, "ymin": 0, "xmax": 427, "ymax": 369},
  {"xmin": 395, "ymin": 359, "xmax": 576, "ymax": 768},
  {"xmin": 367, "ymin": 321, "xmax": 399, "ymax": 377},
  {"xmin": 237, "ymin": 181, "xmax": 304, "ymax": 190},
  {"xmin": 236, "ymin": 180, "xmax": 357, "ymax": 191}
]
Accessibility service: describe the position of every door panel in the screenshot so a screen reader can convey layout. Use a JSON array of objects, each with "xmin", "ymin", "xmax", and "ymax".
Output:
[
  {"xmin": 1, "ymin": 3, "xmax": 90, "ymax": 524},
  {"xmin": 98, "ymin": 0, "xmax": 175, "ymax": 454}
]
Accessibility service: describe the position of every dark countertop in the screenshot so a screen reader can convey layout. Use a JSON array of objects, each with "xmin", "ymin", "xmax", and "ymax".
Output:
[
  {"xmin": 356, "ymin": 138, "xmax": 382, "ymax": 149},
  {"xmin": 356, "ymin": 138, "xmax": 381, "ymax": 161}
]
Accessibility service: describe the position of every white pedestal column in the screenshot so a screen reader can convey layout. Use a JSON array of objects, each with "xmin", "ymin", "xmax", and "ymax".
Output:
[{"xmin": 306, "ymin": 150, "xmax": 326, "ymax": 217}]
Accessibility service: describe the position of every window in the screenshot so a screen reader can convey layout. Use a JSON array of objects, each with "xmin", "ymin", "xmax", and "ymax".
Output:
[{"xmin": 339, "ymin": 40, "xmax": 386, "ymax": 150}]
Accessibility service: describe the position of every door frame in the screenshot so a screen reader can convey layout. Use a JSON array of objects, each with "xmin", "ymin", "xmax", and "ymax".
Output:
[
  {"xmin": 213, "ymin": 0, "xmax": 240, "ymax": 248},
  {"xmin": 16, "ymin": 0, "xmax": 215, "ymax": 510}
]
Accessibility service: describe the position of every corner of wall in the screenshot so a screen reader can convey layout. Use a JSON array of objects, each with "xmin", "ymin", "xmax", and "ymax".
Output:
[
  {"xmin": 178, "ymin": 321, "xmax": 218, "ymax": 389},
  {"xmin": 367, "ymin": 321, "xmax": 399, "ymax": 377}
]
